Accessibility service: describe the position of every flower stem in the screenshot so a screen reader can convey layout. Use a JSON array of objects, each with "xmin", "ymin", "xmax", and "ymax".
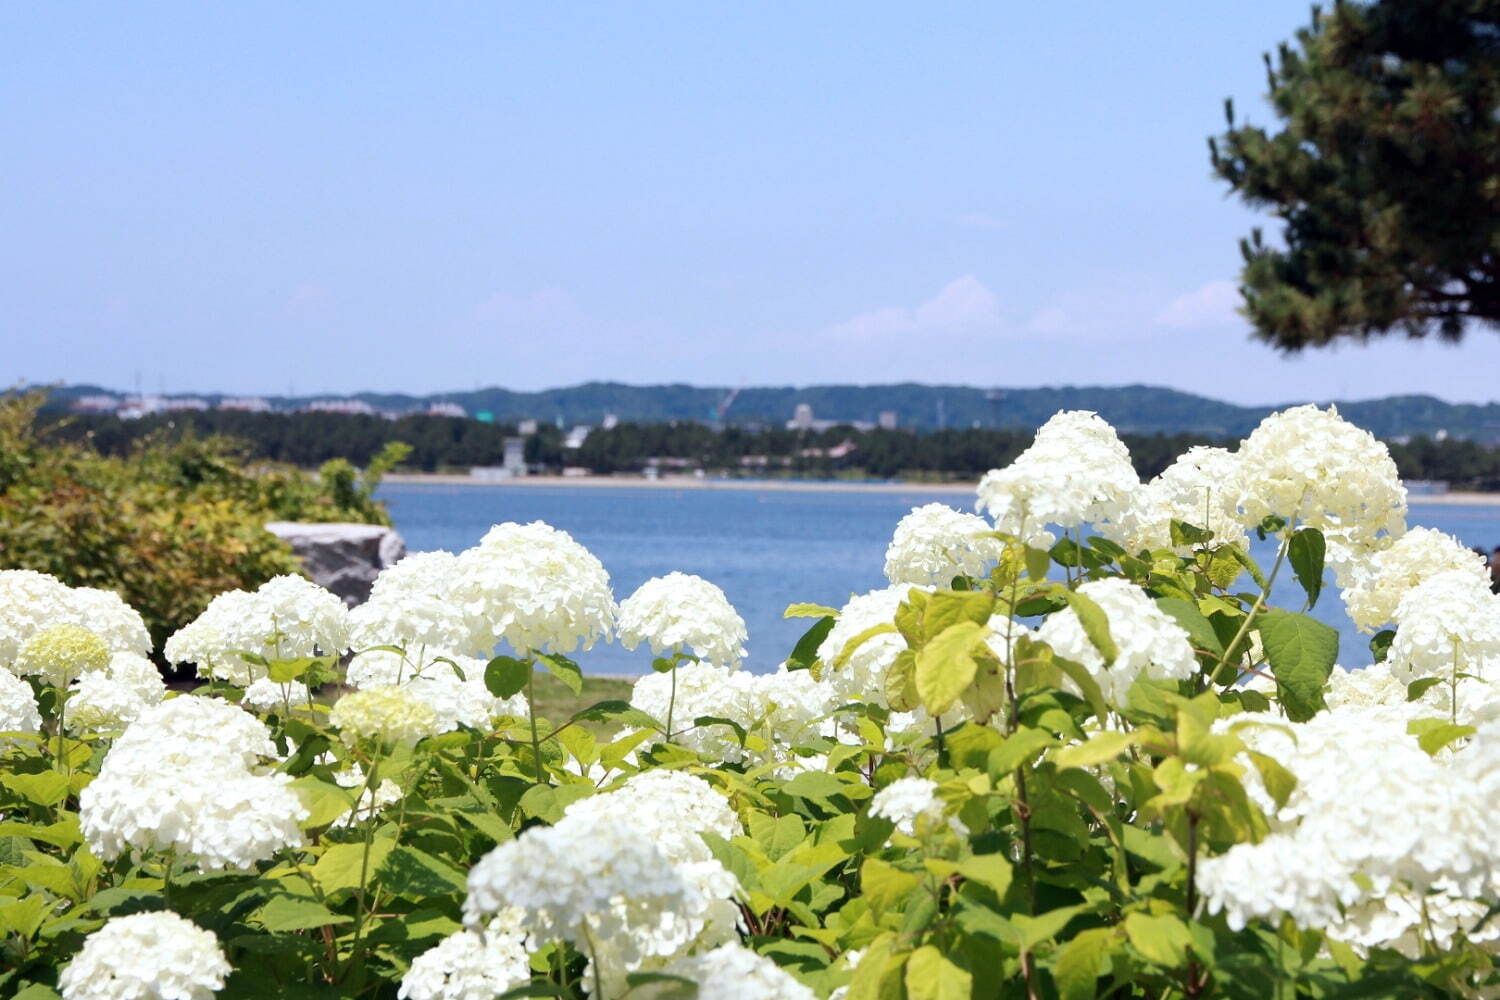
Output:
[{"xmin": 527, "ymin": 664, "xmax": 545, "ymax": 784}]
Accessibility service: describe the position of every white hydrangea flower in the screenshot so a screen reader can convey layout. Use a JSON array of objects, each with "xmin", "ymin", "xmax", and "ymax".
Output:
[
  {"xmin": 463, "ymin": 811, "xmax": 719, "ymax": 972},
  {"xmin": 240, "ymin": 677, "xmax": 312, "ymax": 712},
  {"xmin": 330, "ymin": 686, "xmax": 442, "ymax": 746},
  {"xmin": 0, "ymin": 573, "xmax": 153, "ymax": 676},
  {"xmin": 816, "ymin": 586, "xmax": 923, "ymax": 706},
  {"xmin": 1339, "ymin": 527, "xmax": 1492, "ymax": 632},
  {"xmin": 1323, "ymin": 661, "xmax": 1500, "ymax": 729},
  {"xmin": 1110, "ymin": 446, "xmax": 1248, "ymax": 553},
  {"xmin": 870, "ymin": 776, "xmax": 966, "ymax": 837},
  {"xmin": 79, "ymin": 696, "xmax": 306, "ymax": 870},
  {"xmin": 562, "ymin": 769, "xmax": 743, "ymax": 868},
  {"xmin": 1201, "ymin": 708, "xmax": 1500, "ymax": 954},
  {"xmin": 398, "ymin": 913, "xmax": 530, "ymax": 1000},
  {"xmin": 640, "ymin": 943, "xmax": 817, "ymax": 1000},
  {"xmin": 59, "ymin": 911, "xmax": 230, "ymax": 1000},
  {"xmin": 0, "ymin": 569, "xmax": 74, "ymax": 669},
  {"xmin": 1235, "ymin": 405, "xmax": 1405, "ymax": 552},
  {"xmin": 350, "ymin": 551, "xmax": 475, "ymax": 655},
  {"xmin": 67, "ymin": 652, "xmax": 167, "ymax": 734},
  {"xmin": 0, "ymin": 668, "xmax": 42, "ymax": 736},
  {"xmin": 331, "ymin": 763, "xmax": 404, "ymax": 828},
  {"xmin": 883, "ymin": 503, "xmax": 1003, "ymax": 587},
  {"xmin": 1034, "ymin": 578, "xmax": 1197, "ymax": 705},
  {"xmin": 53, "ymin": 587, "xmax": 152, "ymax": 659},
  {"xmin": 630, "ymin": 664, "xmax": 836, "ymax": 765},
  {"xmin": 617, "ymin": 572, "xmax": 747, "ymax": 667},
  {"xmin": 1386, "ymin": 568, "xmax": 1500, "ymax": 683},
  {"xmin": 976, "ymin": 411, "xmax": 1139, "ymax": 548},
  {"xmin": 451, "ymin": 521, "xmax": 616, "ymax": 656},
  {"xmin": 15, "ymin": 623, "xmax": 110, "ymax": 688},
  {"xmin": 346, "ymin": 651, "xmax": 522, "ymax": 731},
  {"xmin": 108, "ymin": 695, "xmax": 277, "ymax": 771},
  {"xmin": 164, "ymin": 576, "xmax": 350, "ymax": 685},
  {"xmin": 68, "ymin": 672, "xmax": 151, "ymax": 734}
]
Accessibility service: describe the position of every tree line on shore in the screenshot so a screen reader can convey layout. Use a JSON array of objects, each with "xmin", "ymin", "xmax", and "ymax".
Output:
[{"xmin": 40, "ymin": 408, "xmax": 1500, "ymax": 489}]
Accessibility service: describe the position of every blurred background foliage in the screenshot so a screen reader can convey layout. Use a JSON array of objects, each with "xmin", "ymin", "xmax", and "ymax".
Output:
[{"xmin": 0, "ymin": 389, "xmax": 402, "ymax": 649}]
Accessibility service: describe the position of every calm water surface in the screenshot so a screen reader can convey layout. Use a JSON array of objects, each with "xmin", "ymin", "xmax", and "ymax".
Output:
[{"xmin": 378, "ymin": 483, "xmax": 1500, "ymax": 674}]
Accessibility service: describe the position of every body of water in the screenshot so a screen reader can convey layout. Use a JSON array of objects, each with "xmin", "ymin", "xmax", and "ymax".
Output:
[{"xmin": 378, "ymin": 483, "xmax": 1500, "ymax": 675}]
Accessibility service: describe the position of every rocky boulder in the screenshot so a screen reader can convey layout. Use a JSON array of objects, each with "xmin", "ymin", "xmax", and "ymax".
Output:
[{"xmin": 265, "ymin": 522, "xmax": 406, "ymax": 606}]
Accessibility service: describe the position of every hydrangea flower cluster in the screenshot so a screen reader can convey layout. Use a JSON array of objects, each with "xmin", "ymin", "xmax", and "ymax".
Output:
[
  {"xmin": 164, "ymin": 575, "xmax": 351, "ymax": 684},
  {"xmin": 976, "ymin": 410, "xmax": 1139, "ymax": 548},
  {"xmin": 629, "ymin": 662, "xmax": 835, "ymax": 766},
  {"xmin": 1110, "ymin": 446, "xmax": 1248, "ymax": 553},
  {"xmin": 398, "ymin": 909, "xmax": 530, "ymax": 1000},
  {"xmin": 1235, "ymin": 404, "xmax": 1406, "ymax": 551},
  {"xmin": 1200, "ymin": 706, "xmax": 1500, "ymax": 955},
  {"xmin": 0, "ymin": 571, "xmax": 152, "ymax": 673},
  {"xmin": 79, "ymin": 696, "xmax": 307, "ymax": 870},
  {"xmin": 451, "ymin": 521, "xmax": 616, "ymax": 655},
  {"xmin": 59, "ymin": 912, "xmax": 230, "ymax": 1000},
  {"xmin": 1034, "ymin": 578, "xmax": 1197, "ymax": 704},
  {"xmin": 66, "ymin": 651, "xmax": 168, "ymax": 732},
  {"xmin": 349, "ymin": 550, "xmax": 477, "ymax": 654},
  {"xmin": 883, "ymin": 503, "xmax": 1003, "ymax": 586},
  {"xmin": 329, "ymin": 685, "xmax": 443, "ymax": 746},
  {"xmin": 0, "ymin": 668, "xmax": 42, "ymax": 736},
  {"xmin": 870, "ymin": 776, "xmax": 966, "ymax": 838},
  {"xmin": 15, "ymin": 624, "xmax": 110, "ymax": 688},
  {"xmin": 640, "ymin": 943, "xmax": 818, "ymax": 1000},
  {"xmin": 617, "ymin": 572, "xmax": 748, "ymax": 666},
  {"xmin": 1339, "ymin": 526, "xmax": 1491, "ymax": 631},
  {"xmin": 1384, "ymin": 568, "xmax": 1500, "ymax": 684}
]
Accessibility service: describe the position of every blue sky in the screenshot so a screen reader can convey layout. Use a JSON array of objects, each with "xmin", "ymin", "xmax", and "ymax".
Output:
[{"xmin": 6, "ymin": 2, "xmax": 1500, "ymax": 405}]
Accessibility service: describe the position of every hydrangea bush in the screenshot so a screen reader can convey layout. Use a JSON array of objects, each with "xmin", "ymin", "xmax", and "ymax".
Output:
[{"xmin": 2, "ymin": 404, "xmax": 1499, "ymax": 999}]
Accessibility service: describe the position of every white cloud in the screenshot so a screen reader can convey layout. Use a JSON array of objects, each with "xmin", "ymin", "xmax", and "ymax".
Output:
[
  {"xmin": 1154, "ymin": 279, "xmax": 1242, "ymax": 329},
  {"xmin": 829, "ymin": 275, "xmax": 1001, "ymax": 340}
]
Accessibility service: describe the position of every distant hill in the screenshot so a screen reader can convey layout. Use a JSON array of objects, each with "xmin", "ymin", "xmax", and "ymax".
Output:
[{"xmin": 38, "ymin": 381, "xmax": 1500, "ymax": 442}]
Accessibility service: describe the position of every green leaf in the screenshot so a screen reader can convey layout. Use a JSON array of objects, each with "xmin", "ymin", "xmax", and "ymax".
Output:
[
  {"xmin": 955, "ymin": 853, "xmax": 1012, "ymax": 896},
  {"xmin": 1052, "ymin": 926, "xmax": 1117, "ymax": 1000},
  {"xmin": 834, "ymin": 623, "xmax": 898, "ymax": 670},
  {"xmin": 1169, "ymin": 519, "xmax": 1215, "ymax": 547},
  {"xmin": 1226, "ymin": 545, "xmax": 1269, "ymax": 591},
  {"xmin": 861, "ymin": 858, "xmax": 921, "ymax": 917},
  {"xmin": 1407, "ymin": 676, "xmax": 1444, "ymax": 702},
  {"xmin": 1064, "ymin": 591, "xmax": 1119, "ymax": 663},
  {"xmin": 905, "ymin": 946, "xmax": 971, "ymax": 1000},
  {"xmin": 1370, "ymin": 628, "xmax": 1396, "ymax": 663},
  {"xmin": 623, "ymin": 972, "xmax": 697, "ymax": 998},
  {"xmin": 266, "ymin": 656, "xmax": 324, "ymax": 684},
  {"xmin": 1123, "ymin": 911, "xmax": 1194, "ymax": 967},
  {"xmin": 310, "ymin": 839, "xmax": 394, "ymax": 895},
  {"xmin": 1246, "ymin": 751, "xmax": 1297, "ymax": 810},
  {"xmin": 1155, "ymin": 597, "xmax": 1223, "ymax": 658},
  {"xmin": 915, "ymin": 620, "xmax": 984, "ymax": 716},
  {"xmin": 251, "ymin": 894, "xmax": 352, "ymax": 932},
  {"xmin": 785, "ymin": 602, "xmax": 839, "ymax": 619},
  {"xmin": 781, "ymin": 771, "xmax": 848, "ymax": 803},
  {"xmin": 536, "ymin": 653, "xmax": 582, "ymax": 695},
  {"xmin": 378, "ymin": 845, "xmax": 468, "ymax": 898},
  {"xmin": 290, "ymin": 776, "xmax": 358, "ymax": 830},
  {"xmin": 1052, "ymin": 731, "xmax": 1137, "ymax": 770},
  {"xmin": 1409, "ymin": 719, "xmax": 1476, "ymax": 756},
  {"xmin": 568, "ymin": 700, "xmax": 660, "ymax": 731},
  {"xmin": 919, "ymin": 590, "xmax": 995, "ymax": 642},
  {"xmin": 484, "ymin": 656, "xmax": 531, "ymax": 699},
  {"xmin": 1258, "ymin": 610, "xmax": 1338, "ymax": 722},
  {"xmin": 1024, "ymin": 545, "xmax": 1052, "ymax": 581},
  {"xmin": 987, "ymin": 727, "xmax": 1056, "ymax": 776},
  {"xmin": 1287, "ymin": 527, "xmax": 1326, "ymax": 609},
  {"xmin": 0, "ymin": 771, "xmax": 70, "ymax": 808},
  {"xmin": 786, "ymin": 616, "xmax": 834, "ymax": 671}
]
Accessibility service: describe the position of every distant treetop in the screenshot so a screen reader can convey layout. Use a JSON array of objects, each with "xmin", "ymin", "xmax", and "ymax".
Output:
[{"xmin": 1211, "ymin": 0, "xmax": 1500, "ymax": 350}]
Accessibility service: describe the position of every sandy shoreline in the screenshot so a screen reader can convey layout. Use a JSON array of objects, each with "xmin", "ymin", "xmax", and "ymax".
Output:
[{"xmin": 381, "ymin": 472, "xmax": 1500, "ymax": 505}]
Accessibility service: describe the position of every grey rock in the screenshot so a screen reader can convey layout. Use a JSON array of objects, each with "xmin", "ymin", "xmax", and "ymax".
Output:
[{"xmin": 265, "ymin": 522, "xmax": 407, "ymax": 606}]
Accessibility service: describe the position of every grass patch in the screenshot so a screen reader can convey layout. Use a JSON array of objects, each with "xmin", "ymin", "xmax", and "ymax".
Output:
[{"xmin": 528, "ymin": 670, "xmax": 636, "ymax": 732}]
